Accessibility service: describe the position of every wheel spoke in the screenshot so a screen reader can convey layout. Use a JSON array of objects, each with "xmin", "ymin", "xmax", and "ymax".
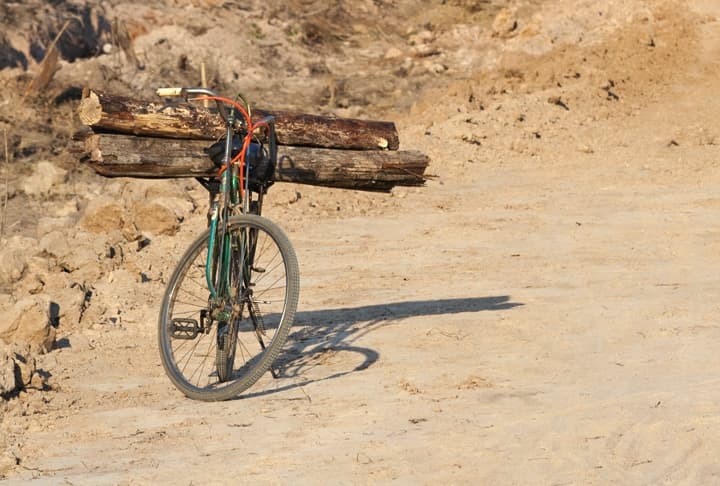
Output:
[{"xmin": 159, "ymin": 214, "xmax": 299, "ymax": 401}]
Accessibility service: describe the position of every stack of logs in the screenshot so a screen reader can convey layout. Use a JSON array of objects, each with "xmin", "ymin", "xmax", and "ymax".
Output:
[{"xmin": 73, "ymin": 89, "xmax": 430, "ymax": 192}]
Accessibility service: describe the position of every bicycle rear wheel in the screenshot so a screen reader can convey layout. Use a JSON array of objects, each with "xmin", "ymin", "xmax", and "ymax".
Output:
[{"xmin": 158, "ymin": 214, "xmax": 299, "ymax": 401}]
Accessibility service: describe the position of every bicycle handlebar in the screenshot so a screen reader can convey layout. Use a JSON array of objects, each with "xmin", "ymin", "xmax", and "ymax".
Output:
[
  {"xmin": 156, "ymin": 87, "xmax": 231, "ymax": 123},
  {"xmin": 156, "ymin": 87, "xmax": 183, "ymax": 97}
]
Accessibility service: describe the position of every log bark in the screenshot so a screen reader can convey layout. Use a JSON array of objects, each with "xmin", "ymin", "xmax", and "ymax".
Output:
[
  {"xmin": 74, "ymin": 132, "xmax": 428, "ymax": 192},
  {"xmin": 78, "ymin": 89, "xmax": 400, "ymax": 150}
]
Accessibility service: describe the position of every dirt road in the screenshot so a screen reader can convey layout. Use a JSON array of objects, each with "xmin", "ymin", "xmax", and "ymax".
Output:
[{"xmin": 2, "ymin": 0, "xmax": 720, "ymax": 483}]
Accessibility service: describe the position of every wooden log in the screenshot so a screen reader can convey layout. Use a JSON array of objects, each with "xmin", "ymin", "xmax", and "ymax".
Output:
[
  {"xmin": 78, "ymin": 89, "xmax": 400, "ymax": 150},
  {"xmin": 74, "ymin": 132, "xmax": 428, "ymax": 192}
]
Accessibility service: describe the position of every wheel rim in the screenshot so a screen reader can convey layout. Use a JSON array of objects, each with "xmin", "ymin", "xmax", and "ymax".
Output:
[{"xmin": 161, "ymin": 220, "xmax": 292, "ymax": 393}]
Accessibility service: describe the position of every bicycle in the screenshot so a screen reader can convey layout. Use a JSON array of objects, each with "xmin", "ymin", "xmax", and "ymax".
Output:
[{"xmin": 155, "ymin": 87, "xmax": 300, "ymax": 401}]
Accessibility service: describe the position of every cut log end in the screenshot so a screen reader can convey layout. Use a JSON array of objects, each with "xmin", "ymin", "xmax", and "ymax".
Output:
[{"xmin": 78, "ymin": 90, "xmax": 102, "ymax": 125}]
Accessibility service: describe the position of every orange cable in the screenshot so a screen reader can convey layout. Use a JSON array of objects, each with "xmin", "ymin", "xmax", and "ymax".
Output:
[{"xmin": 195, "ymin": 95, "xmax": 261, "ymax": 197}]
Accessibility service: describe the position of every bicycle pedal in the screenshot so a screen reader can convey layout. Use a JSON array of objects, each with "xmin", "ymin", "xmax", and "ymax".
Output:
[{"xmin": 170, "ymin": 318, "xmax": 201, "ymax": 340}]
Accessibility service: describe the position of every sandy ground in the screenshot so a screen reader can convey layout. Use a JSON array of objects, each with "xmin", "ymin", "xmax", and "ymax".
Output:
[{"xmin": 2, "ymin": 0, "xmax": 720, "ymax": 483}]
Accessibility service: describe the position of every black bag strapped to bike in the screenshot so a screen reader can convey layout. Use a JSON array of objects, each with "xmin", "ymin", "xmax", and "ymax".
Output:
[{"xmin": 204, "ymin": 123, "xmax": 277, "ymax": 193}]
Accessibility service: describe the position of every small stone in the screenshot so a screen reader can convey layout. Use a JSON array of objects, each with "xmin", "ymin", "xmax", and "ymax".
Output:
[
  {"xmin": 13, "ymin": 351, "xmax": 35, "ymax": 387},
  {"xmin": 0, "ymin": 236, "xmax": 36, "ymax": 287},
  {"xmin": 0, "ymin": 446, "xmax": 19, "ymax": 477},
  {"xmin": 0, "ymin": 296, "xmax": 56, "ymax": 354},
  {"xmin": 391, "ymin": 188, "xmax": 407, "ymax": 199},
  {"xmin": 412, "ymin": 44, "xmax": 439, "ymax": 57},
  {"xmin": 426, "ymin": 62, "xmax": 448, "ymax": 74},
  {"xmin": 58, "ymin": 246, "xmax": 99, "ymax": 273},
  {"xmin": 578, "ymin": 144, "xmax": 594, "ymax": 154},
  {"xmin": 79, "ymin": 197, "xmax": 127, "ymax": 234},
  {"xmin": 52, "ymin": 198, "xmax": 80, "ymax": 218},
  {"xmin": 131, "ymin": 201, "xmax": 179, "ymax": 236},
  {"xmin": 0, "ymin": 342, "xmax": 18, "ymax": 396},
  {"xmin": 408, "ymin": 30, "xmax": 434, "ymax": 46},
  {"xmin": 384, "ymin": 47, "xmax": 403, "ymax": 59},
  {"xmin": 39, "ymin": 231, "xmax": 71, "ymax": 259},
  {"xmin": 19, "ymin": 161, "xmax": 67, "ymax": 197},
  {"xmin": 29, "ymin": 371, "xmax": 46, "ymax": 391},
  {"xmin": 151, "ymin": 196, "xmax": 195, "ymax": 221},
  {"xmin": 492, "ymin": 8, "xmax": 519, "ymax": 37},
  {"xmin": 36, "ymin": 216, "xmax": 74, "ymax": 238}
]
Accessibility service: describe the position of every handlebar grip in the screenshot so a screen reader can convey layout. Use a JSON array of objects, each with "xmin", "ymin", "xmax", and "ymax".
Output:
[{"xmin": 156, "ymin": 87, "xmax": 183, "ymax": 97}]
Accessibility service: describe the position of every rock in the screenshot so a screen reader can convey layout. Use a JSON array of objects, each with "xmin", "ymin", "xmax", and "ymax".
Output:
[
  {"xmin": 131, "ymin": 201, "xmax": 179, "ymax": 236},
  {"xmin": 492, "ymin": 8, "xmax": 519, "ymax": 38},
  {"xmin": 0, "ymin": 236, "xmax": 37, "ymax": 288},
  {"xmin": 80, "ymin": 300, "xmax": 108, "ymax": 327},
  {"xmin": 14, "ymin": 256, "xmax": 51, "ymax": 297},
  {"xmin": 39, "ymin": 271, "xmax": 71, "ymax": 294},
  {"xmin": 28, "ymin": 371, "xmax": 46, "ymax": 391},
  {"xmin": 12, "ymin": 348, "xmax": 35, "ymax": 387},
  {"xmin": 79, "ymin": 197, "xmax": 127, "ymax": 235},
  {"xmin": 0, "ymin": 296, "xmax": 56, "ymax": 354},
  {"xmin": 36, "ymin": 216, "xmax": 75, "ymax": 238},
  {"xmin": 408, "ymin": 30, "xmax": 434, "ymax": 46},
  {"xmin": 412, "ymin": 43, "xmax": 439, "ymax": 57},
  {"xmin": 19, "ymin": 160, "xmax": 67, "ymax": 197},
  {"xmin": 57, "ymin": 245, "xmax": 99, "ymax": 272},
  {"xmin": 58, "ymin": 247, "xmax": 103, "ymax": 283},
  {"xmin": 52, "ymin": 198, "xmax": 81, "ymax": 218},
  {"xmin": 39, "ymin": 230, "xmax": 71, "ymax": 259},
  {"xmin": 0, "ymin": 342, "xmax": 17, "ymax": 396},
  {"xmin": 63, "ymin": 331, "xmax": 93, "ymax": 352},
  {"xmin": 16, "ymin": 274, "xmax": 45, "ymax": 296},
  {"xmin": 384, "ymin": 47, "xmax": 403, "ymax": 59},
  {"xmin": 0, "ymin": 252, "xmax": 26, "ymax": 287},
  {"xmin": 0, "ymin": 446, "xmax": 19, "ymax": 477},
  {"xmin": 0, "ymin": 341, "xmax": 38, "ymax": 397},
  {"xmin": 48, "ymin": 286, "xmax": 86, "ymax": 328},
  {"xmin": 424, "ymin": 61, "xmax": 448, "ymax": 74},
  {"xmin": 152, "ymin": 196, "xmax": 195, "ymax": 221},
  {"xmin": 66, "ymin": 232, "xmax": 113, "ymax": 261},
  {"xmin": 577, "ymin": 143, "xmax": 594, "ymax": 154}
]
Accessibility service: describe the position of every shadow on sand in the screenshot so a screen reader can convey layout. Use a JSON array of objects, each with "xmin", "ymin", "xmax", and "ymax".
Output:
[{"xmin": 243, "ymin": 295, "xmax": 522, "ymax": 399}]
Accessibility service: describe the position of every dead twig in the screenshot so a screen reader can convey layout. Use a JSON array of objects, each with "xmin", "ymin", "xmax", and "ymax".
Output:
[
  {"xmin": 200, "ymin": 62, "xmax": 209, "ymax": 108},
  {"xmin": 1, "ymin": 128, "xmax": 8, "ymax": 238},
  {"xmin": 23, "ymin": 20, "xmax": 70, "ymax": 97},
  {"xmin": 299, "ymin": 384, "xmax": 312, "ymax": 403},
  {"xmin": 112, "ymin": 18, "xmax": 143, "ymax": 69},
  {"xmin": 547, "ymin": 95, "xmax": 570, "ymax": 111}
]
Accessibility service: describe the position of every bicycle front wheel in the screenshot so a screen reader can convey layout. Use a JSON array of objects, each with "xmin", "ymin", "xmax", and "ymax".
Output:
[{"xmin": 158, "ymin": 214, "xmax": 299, "ymax": 401}]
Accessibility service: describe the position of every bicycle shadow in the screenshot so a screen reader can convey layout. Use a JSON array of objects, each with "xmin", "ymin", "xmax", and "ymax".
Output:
[{"xmin": 243, "ymin": 295, "xmax": 522, "ymax": 399}]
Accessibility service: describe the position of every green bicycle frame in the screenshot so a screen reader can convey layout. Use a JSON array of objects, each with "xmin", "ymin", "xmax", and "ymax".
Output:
[{"xmin": 205, "ymin": 109, "xmax": 240, "ymax": 300}]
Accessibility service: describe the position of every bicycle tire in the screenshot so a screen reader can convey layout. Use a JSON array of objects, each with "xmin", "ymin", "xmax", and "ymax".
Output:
[
  {"xmin": 158, "ymin": 214, "xmax": 299, "ymax": 401},
  {"xmin": 214, "ymin": 226, "xmax": 243, "ymax": 383},
  {"xmin": 215, "ymin": 320, "xmax": 237, "ymax": 383}
]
